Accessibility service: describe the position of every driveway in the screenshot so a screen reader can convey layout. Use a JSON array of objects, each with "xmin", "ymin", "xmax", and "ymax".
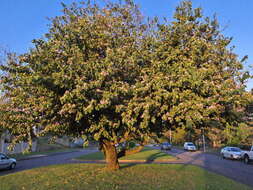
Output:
[{"xmin": 161, "ymin": 148, "xmax": 253, "ymax": 188}]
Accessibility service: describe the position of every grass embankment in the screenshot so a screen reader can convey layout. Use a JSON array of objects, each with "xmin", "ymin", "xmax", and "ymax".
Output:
[
  {"xmin": 9, "ymin": 137, "xmax": 79, "ymax": 160},
  {"xmin": 10, "ymin": 148, "xmax": 77, "ymax": 160},
  {"xmin": 76, "ymin": 147, "xmax": 176, "ymax": 162},
  {"xmin": 0, "ymin": 164, "xmax": 252, "ymax": 190}
]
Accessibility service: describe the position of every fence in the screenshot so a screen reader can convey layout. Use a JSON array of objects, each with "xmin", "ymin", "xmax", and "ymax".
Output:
[{"xmin": 0, "ymin": 139, "xmax": 37, "ymax": 154}]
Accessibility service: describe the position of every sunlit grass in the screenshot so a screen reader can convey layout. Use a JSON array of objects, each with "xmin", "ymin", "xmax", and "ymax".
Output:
[
  {"xmin": 0, "ymin": 164, "xmax": 251, "ymax": 190},
  {"xmin": 76, "ymin": 147, "xmax": 176, "ymax": 161}
]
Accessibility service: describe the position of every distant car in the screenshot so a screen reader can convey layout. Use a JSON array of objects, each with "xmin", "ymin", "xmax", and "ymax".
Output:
[
  {"xmin": 184, "ymin": 142, "xmax": 197, "ymax": 151},
  {"xmin": 161, "ymin": 142, "xmax": 172, "ymax": 150},
  {"xmin": 0, "ymin": 153, "xmax": 16, "ymax": 170},
  {"xmin": 220, "ymin": 147, "xmax": 242, "ymax": 160}
]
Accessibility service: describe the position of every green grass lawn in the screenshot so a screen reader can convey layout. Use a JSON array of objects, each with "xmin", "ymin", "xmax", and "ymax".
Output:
[
  {"xmin": 76, "ymin": 147, "xmax": 176, "ymax": 161},
  {"xmin": 0, "ymin": 164, "xmax": 251, "ymax": 190},
  {"xmin": 10, "ymin": 148, "xmax": 78, "ymax": 160}
]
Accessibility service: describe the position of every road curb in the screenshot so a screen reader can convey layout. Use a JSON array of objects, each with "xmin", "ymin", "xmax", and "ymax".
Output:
[{"xmin": 72, "ymin": 158, "xmax": 179, "ymax": 164}]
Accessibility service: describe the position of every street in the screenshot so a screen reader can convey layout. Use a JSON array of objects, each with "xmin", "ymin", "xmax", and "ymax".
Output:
[
  {"xmin": 0, "ymin": 149, "xmax": 98, "ymax": 176},
  {"xmin": 161, "ymin": 148, "xmax": 253, "ymax": 188}
]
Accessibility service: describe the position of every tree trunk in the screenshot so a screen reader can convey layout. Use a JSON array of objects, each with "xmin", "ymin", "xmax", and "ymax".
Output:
[
  {"xmin": 212, "ymin": 141, "xmax": 217, "ymax": 148},
  {"xmin": 101, "ymin": 140, "xmax": 120, "ymax": 170}
]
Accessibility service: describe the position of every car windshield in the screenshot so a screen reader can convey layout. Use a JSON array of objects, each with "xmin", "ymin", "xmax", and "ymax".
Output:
[
  {"xmin": 187, "ymin": 143, "xmax": 194, "ymax": 146},
  {"xmin": 230, "ymin": 148, "xmax": 241, "ymax": 152},
  {"xmin": 0, "ymin": 154, "xmax": 7, "ymax": 159}
]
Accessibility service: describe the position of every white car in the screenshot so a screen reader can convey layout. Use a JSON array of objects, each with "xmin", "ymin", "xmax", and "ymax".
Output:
[
  {"xmin": 220, "ymin": 147, "xmax": 242, "ymax": 160},
  {"xmin": 184, "ymin": 142, "xmax": 197, "ymax": 151},
  {"xmin": 0, "ymin": 153, "xmax": 16, "ymax": 170},
  {"xmin": 241, "ymin": 146, "xmax": 253, "ymax": 164}
]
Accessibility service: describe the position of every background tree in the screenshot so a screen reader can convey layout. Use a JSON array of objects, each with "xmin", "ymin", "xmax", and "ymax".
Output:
[
  {"xmin": 171, "ymin": 127, "xmax": 187, "ymax": 145},
  {"xmin": 0, "ymin": 0, "xmax": 252, "ymax": 170},
  {"xmin": 0, "ymin": 96, "xmax": 6, "ymax": 138}
]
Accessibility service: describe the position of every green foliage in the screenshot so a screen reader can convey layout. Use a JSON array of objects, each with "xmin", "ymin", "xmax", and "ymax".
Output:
[
  {"xmin": 128, "ymin": 141, "xmax": 136, "ymax": 149},
  {"xmin": 172, "ymin": 127, "xmax": 187, "ymax": 144},
  {"xmin": 0, "ymin": 0, "xmax": 252, "ymax": 150},
  {"xmin": 1, "ymin": 0, "xmax": 149, "ymax": 145},
  {"xmin": 224, "ymin": 123, "xmax": 252, "ymax": 145}
]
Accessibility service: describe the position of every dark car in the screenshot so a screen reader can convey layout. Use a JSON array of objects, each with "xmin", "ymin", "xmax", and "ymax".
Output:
[{"xmin": 161, "ymin": 142, "xmax": 172, "ymax": 150}]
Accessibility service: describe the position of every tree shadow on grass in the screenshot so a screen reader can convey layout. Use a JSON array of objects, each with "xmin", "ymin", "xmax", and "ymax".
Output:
[
  {"xmin": 146, "ymin": 152, "xmax": 170, "ymax": 162},
  {"xmin": 119, "ymin": 151, "xmax": 170, "ymax": 169},
  {"xmin": 120, "ymin": 163, "xmax": 138, "ymax": 169}
]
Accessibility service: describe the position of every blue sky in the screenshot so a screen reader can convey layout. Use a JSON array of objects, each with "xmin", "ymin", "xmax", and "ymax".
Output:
[{"xmin": 0, "ymin": 0, "xmax": 253, "ymax": 90}]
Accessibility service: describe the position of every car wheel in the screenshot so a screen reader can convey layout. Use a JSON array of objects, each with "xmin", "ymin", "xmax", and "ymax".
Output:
[
  {"xmin": 222, "ymin": 153, "xmax": 225, "ymax": 159},
  {"xmin": 244, "ymin": 155, "xmax": 250, "ymax": 164},
  {"xmin": 9, "ymin": 162, "xmax": 16, "ymax": 170}
]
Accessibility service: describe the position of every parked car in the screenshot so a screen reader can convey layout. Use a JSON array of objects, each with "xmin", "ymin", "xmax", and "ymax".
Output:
[
  {"xmin": 220, "ymin": 147, "xmax": 242, "ymax": 160},
  {"xmin": 161, "ymin": 142, "xmax": 172, "ymax": 150},
  {"xmin": 184, "ymin": 142, "xmax": 197, "ymax": 151},
  {"xmin": 0, "ymin": 153, "xmax": 16, "ymax": 170},
  {"xmin": 241, "ymin": 146, "xmax": 253, "ymax": 164}
]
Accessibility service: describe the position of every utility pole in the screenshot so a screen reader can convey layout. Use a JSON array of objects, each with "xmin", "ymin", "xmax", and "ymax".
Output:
[
  {"xmin": 202, "ymin": 128, "xmax": 206, "ymax": 152},
  {"xmin": 169, "ymin": 128, "xmax": 172, "ymax": 144}
]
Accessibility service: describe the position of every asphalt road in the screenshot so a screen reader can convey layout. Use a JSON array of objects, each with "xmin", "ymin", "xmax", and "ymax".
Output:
[
  {"xmin": 0, "ymin": 147, "xmax": 253, "ymax": 188},
  {"xmin": 160, "ymin": 148, "xmax": 253, "ymax": 188},
  {"xmin": 0, "ymin": 148, "xmax": 98, "ymax": 176}
]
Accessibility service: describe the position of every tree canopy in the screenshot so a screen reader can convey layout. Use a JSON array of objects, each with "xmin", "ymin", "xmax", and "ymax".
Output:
[{"xmin": 0, "ymin": 0, "xmax": 252, "ymax": 169}]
